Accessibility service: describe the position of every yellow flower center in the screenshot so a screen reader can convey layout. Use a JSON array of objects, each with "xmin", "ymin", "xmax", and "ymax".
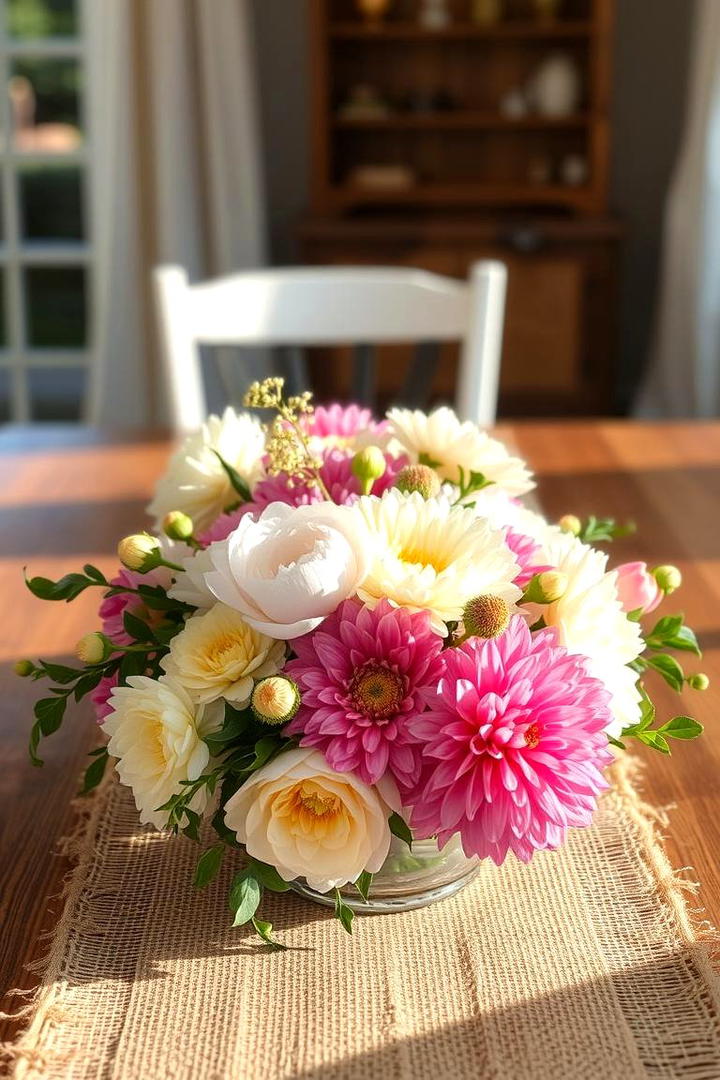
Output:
[
  {"xmin": 297, "ymin": 787, "xmax": 339, "ymax": 817},
  {"xmin": 207, "ymin": 632, "xmax": 247, "ymax": 668},
  {"xmin": 350, "ymin": 662, "xmax": 405, "ymax": 719},
  {"xmin": 396, "ymin": 538, "xmax": 449, "ymax": 574}
]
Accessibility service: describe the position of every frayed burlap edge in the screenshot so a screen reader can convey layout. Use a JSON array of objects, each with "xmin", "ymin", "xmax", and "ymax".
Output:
[{"xmin": 2, "ymin": 758, "xmax": 720, "ymax": 1078}]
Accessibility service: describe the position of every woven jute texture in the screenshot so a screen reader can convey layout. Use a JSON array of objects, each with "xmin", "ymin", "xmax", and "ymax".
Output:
[{"xmin": 4, "ymin": 761, "xmax": 720, "ymax": 1080}]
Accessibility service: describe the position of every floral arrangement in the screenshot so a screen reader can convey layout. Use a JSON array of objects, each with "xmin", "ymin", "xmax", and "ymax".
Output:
[{"xmin": 19, "ymin": 379, "xmax": 708, "ymax": 946}]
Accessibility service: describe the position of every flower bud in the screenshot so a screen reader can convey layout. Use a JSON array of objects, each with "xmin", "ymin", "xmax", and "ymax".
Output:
[
  {"xmin": 688, "ymin": 673, "xmax": 710, "ymax": 691},
  {"xmin": 351, "ymin": 447, "xmax": 386, "ymax": 495},
  {"xmin": 14, "ymin": 658, "xmax": 35, "ymax": 677},
  {"xmin": 117, "ymin": 533, "xmax": 161, "ymax": 572},
  {"xmin": 162, "ymin": 510, "xmax": 194, "ymax": 542},
  {"xmin": 395, "ymin": 463, "xmax": 441, "ymax": 500},
  {"xmin": 614, "ymin": 561, "xmax": 662, "ymax": 615},
  {"xmin": 76, "ymin": 632, "xmax": 112, "ymax": 665},
  {"xmin": 652, "ymin": 564, "xmax": 682, "ymax": 595},
  {"xmin": 251, "ymin": 675, "xmax": 301, "ymax": 725},
  {"xmin": 522, "ymin": 571, "xmax": 568, "ymax": 605},
  {"xmin": 462, "ymin": 595, "xmax": 510, "ymax": 639},
  {"xmin": 559, "ymin": 514, "xmax": 581, "ymax": 536}
]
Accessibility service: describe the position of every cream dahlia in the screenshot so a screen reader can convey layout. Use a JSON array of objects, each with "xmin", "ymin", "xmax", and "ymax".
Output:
[
  {"xmin": 353, "ymin": 489, "xmax": 522, "ymax": 633},
  {"xmin": 539, "ymin": 531, "xmax": 645, "ymax": 738},
  {"xmin": 147, "ymin": 407, "xmax": 266, "ymax": 534},
  {"xmin": 387, "ymin": 406, "xmax": 534, "ymax": 497},
  {"xmin": 102, "ymin": 676, "xmax": 222, "ymax": 829}
]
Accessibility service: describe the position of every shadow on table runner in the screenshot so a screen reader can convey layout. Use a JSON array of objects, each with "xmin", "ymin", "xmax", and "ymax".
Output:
[{"xmin": 3, "ymin": 760, "xmax": 720, "ymax": 1080}]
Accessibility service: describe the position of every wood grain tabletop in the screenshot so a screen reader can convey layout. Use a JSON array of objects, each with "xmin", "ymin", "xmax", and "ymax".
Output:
[{"xmin": 1, "ymin": 420, "xmax": 719, "ymax": 1037}]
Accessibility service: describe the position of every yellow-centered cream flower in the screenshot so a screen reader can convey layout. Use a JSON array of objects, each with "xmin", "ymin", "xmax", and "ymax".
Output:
[
  {"xmin": 103, "ymin": 676, "xmax": 222, "ymax": 829},
  {"xmin": 353, "ymin": 489, "xmax": 522, "ymax": 634},
  {"xmin": 161, "ymin": 603, "xmax": 285, "ymax": 706},
  {"xmin": 223, "ymin": 747, "xmax": 392, "ymax": 892},
  {"xmin": 147, "ymin": 407, "xmax": 266, "ymax": 534},
  {"xmin": 387, "ymin": 406, "xmax": 534, "ymax": 497}
]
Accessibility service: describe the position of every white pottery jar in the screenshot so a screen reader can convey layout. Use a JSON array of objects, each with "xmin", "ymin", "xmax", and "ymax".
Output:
[{"xmin": 530, "ymin": 53, "xmax": 581, "ymax": 117}]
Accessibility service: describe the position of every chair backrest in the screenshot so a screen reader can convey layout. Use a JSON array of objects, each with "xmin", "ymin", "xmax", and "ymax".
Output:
[{"xmin": 154, "ymin": 261, "xmax": 507, "ymax": 432}]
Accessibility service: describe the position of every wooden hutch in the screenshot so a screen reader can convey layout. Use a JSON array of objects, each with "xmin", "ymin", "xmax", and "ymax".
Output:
[{"xmin": 298, "ymin": 0, "xmax": 620, "ymax": 415}]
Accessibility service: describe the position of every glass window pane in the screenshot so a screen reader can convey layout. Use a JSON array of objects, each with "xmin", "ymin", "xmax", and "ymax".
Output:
[
  {"xmin": 0, "ymin": 369, "xmax": 11, "ymax": 424},
  {"xmin": 8, "ymin": 0, "xmax": 77, "ymax": 39},
  {"xmin": 10, "ymin": 58, "xmax": 82, "ymax": 152},
  {"xmin": 27, "ymin": 366, "xmax": 85, "ymax": 421},
  {"xmin": 25, "ymin": 266, "xmax": 86, "ymax": 347},
  {"xmin": 19, "ymin": 165, "xmax": 83, "ymax": 241}
]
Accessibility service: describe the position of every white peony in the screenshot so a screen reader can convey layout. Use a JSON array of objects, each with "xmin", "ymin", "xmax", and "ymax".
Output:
[
  {"xmin": 168, "ymin": 548, "xmax": 218, "ymax": 610},
  {"xmin": 203, "ymin": 501, "xmax": 369, "ymax": 639},
  {"xmin": 161, "ymin": 603, "xmax": 285, "ymax": 705},
  {"xmin": 353, "ymin": 489, "xmax": 522, "ymax": 634},
  {"xmin": 147, "ymin": 407, "xmax": 266, "ymax": 534},
  {"xmin": 387, "ymin": 406, "xmax": 534, "ymax": 497},
  {"xmin": 103, "ymin": 676, "xmax": 222, "ymax": 829},
  {"xmin": 540, "ymin": 531, "xmax": 645, "ymax": 738},
  {"xmin": 224, "ymin": 748, "xmax": 393, "ymax": 892}
]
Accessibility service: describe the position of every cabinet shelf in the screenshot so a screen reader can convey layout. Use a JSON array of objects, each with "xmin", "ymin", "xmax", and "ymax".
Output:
[
  {"xmin": 332, "ymin": 181, "xmax": 593, "ymax": 210},
  {"xmin": 333, "ymin": 112, "xmax": 592, "ymax": 131},
  {"xmin": 329, "ymin": 20, "xmax": 595, "ymax": 41}
]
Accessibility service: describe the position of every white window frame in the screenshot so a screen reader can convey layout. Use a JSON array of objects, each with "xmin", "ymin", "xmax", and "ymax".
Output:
[{"xmin": 0, "ymin": 0, "xmax": 94, "ymax": 422}]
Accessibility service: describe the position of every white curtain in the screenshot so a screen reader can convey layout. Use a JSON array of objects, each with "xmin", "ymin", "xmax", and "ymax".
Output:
[
  {"xmin": 636, "ymin": 0, "xmax": 720, "ymax": 417},
  {"xmin": 87, "ymin": 0, "xmax": 266, "ymax": 427}
]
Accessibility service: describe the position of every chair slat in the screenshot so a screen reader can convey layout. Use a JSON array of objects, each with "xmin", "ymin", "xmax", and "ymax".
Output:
[
  {"xmin": 398, "ymin": 342, "xmax": 440, "ymax": 410},
  {"xmin": 352, "ymin": 344, "xmax": 376, "ymax": 409}
]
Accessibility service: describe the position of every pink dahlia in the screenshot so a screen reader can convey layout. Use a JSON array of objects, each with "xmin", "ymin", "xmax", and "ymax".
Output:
[
  {"xmin": 304, "ymin": 403, "xmax": 387, "ymax": 443},
  {"xmin": 198, "ymin": 447, "xmax": 406, "ymax": 544},
  {"xmin": 504, "ymin": 527, "xmax": 552, "ymax": 589},
  {"xmin": 99, "ymin": 567, "xmax": 172, "ymax": 646},
  {"xmin": 404, "ymin": 616, "xmax": 613, "ymax": 865},
  {"xmin": 286, "ymin": 598, "xmax": 444, "ymax": 789}
]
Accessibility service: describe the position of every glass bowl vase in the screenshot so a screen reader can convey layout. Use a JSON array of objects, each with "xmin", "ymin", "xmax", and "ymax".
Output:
[{"xmin": 290, "ymin": 833, "xmax": 480, "ymax": 914}]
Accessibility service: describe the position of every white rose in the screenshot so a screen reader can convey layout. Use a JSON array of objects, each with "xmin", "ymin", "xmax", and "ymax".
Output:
[
  {"xmin": 147, "ymin": 407, "xmax": 266, "ymax": 534},
  {"xmin": 224, "ymin": 748, "xmax": 392, "ymax": 892},
  {"xmin": 161, "ymin": 602, "xmax": 285, "ymax": 705},
  {"xmin": 102, "ymin": 676, "xmax": 222, "ymax": 829},
  {"xmin": 203, "ymin": 501, "xmax": 369, "ymax": 640}
]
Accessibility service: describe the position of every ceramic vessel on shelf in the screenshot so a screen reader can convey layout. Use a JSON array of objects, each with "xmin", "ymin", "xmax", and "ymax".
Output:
[
  {"xmin": 471, "ymin": 0, "xmax": 503, "ymax": 25},
  {"xmin": 532, "ymin": 0, "xmax": 562, "ymax": 20},
  {"xmin": 355, "ymin": 0, "xmax": 392, "ymax": 25},
  {"xmin": 291, "ymin": 833, "xmax": 480, "ymax": 914},
  {"xmin": 419, "ymin": 0, "xmax": 451, "ymax": 30},
  {"xmin": 561, "ymin": 153, "xmax": 589, "ymax": 187},
  {"xmin": 529, "ymin": 53, "xmax": 581, "ymax": 117}
]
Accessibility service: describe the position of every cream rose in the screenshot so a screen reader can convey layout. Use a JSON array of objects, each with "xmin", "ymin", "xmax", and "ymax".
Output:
[
  {"xmin": 103, "ymin": 676, "xmax": 222, "ymax": 829},
  {"xmin": 160, "ymin": 603, "xmax": 285, "ymax": 705},
  {"xmin": 224, "ymin": 748, "xmax": 392, "ymax": 892},
  {"xmin": 203, "ymin": 502, "xmax": 369, "ymax": 639}
]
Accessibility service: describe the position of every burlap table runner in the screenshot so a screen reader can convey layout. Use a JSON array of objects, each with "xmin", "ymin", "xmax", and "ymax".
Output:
[{"xmin": 4, "ymin": 761, "xmax": 720, "ymax": 1080}]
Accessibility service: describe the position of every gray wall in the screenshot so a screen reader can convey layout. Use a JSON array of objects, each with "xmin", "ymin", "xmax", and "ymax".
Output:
[{"xmin": 252, "ymin": 0, "xmax": 697, "ymax": 411}]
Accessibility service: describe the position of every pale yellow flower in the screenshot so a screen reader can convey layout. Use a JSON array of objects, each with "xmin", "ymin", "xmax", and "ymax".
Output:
[
  {"xmin": 161, "ymin": 602, "xmax": 285, "ymax": 706},
  {"xmin": 353, "ymin": 490, "xmax": 522, "ymax": 634},
  {"xmin": 387, "ymin": 406, "xmax": 534, "ymax": 497}
]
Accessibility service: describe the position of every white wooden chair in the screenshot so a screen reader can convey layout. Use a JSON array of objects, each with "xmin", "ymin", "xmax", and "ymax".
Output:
[{"xmin": 153, "ymin": 262, "xmax": 507, "ymax": 432}]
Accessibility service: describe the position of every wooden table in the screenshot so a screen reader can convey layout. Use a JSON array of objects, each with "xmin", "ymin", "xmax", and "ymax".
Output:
[{"xmin": 2, "ymin": 421, "xmax": 720, "ymax": 1038}]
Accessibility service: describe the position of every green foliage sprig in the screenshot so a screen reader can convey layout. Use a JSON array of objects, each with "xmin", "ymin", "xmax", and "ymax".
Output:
[{"xmin": 578, "ymin": 516, "xmax": 636, "ymax": 544}]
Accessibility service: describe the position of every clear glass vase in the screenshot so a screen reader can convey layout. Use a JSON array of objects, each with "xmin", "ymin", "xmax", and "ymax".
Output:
[{"xmin": 290, "ymin": 834, "xmax": 480, "ymax": 914}]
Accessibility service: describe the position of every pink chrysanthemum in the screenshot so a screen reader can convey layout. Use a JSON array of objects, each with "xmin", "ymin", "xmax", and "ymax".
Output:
[
  {"xmin": 404, "ymin": 616, "xmax": 613, "ymax": 865},
  {"xmin": 504, "ymin": 527, "xmax": 552, "ymax": 588},
  {"xmin": 91, "ymin": 671, "xmax": 119, "ymax": 722},
  {"xmin": 286, "ymin": 598, "xmax": 444, "ymax": 789},
  {"xmin": 199, "ymin": 448, "xmax": 406, "ymax": 544},
  {"xmin": 304, "ymin": 403, "xmax": 388, "ymax": 443},
  {"xmin": 99, "ymin": 567, "xmax": 171, "ymax": 646}
]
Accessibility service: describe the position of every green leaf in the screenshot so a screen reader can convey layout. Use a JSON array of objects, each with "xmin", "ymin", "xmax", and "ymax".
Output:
[
  {"xmin": 136, "ymin": 584, "xmax": 191, "ymax": 612},
  {"xmin": 607, "ymin": 734, "xmax": 626, "ymax": 750},
  {"xmin": 122, "ymin": 610, "xmax": 155, "ymax": 643},
  {"xmin": 228, "ymin": 872, "xmax": 262, "ymax": 927},
  {"xmin": 212, "ymin": 450, "xmax": 252, "ymax": 503},
  {"xmin": 119, "ymin": 650, "xmax": 149, "ymax": 682},
  {"xmin": 193, "ymin": 843, "xmax": 226, "ymax": 889},
  {"xmin": 665, "ymin": 626, "xmax": 701, "ymax": 657},
  {"xmin": 38, "ymin": 661, "xmax": 83, "ymax": 684},
  {"xmin": 28, "ymin": 721, "xmax": 43, "ymax": 766},
  {"xmin": 659, "ymin": 715, "xmax": 704, "ymax": 741},
  {"xmin": 34, "ymin": 695, "xmax": 67, "ymax": 736},
  {"xmin": 637, "ymin": 730, "xmax": 671, "ymax": 754},
  {"xmin": 388, "ymin": 812, "xmax": 413, "ymax": 849},
  {"xmin": 646, "ymin": 653, "xmax": 685, "ymax": 692},
  {"xmin": 73, "ymin": 668, "xmax": 105, "ymax": 703},
  {"xmin": 648, "ymin": 614, "xmax": 683, "ymax": 640},
  {"xmin": 354, "ymin": 870, "xmax": 373, "ymax": 902},
  {"xmin": 80, "ymin": 747, "xmax": 109, "ymax": 794},
  {"xmin": 578, "ymin": 516, "xmax": 636, "ymax": 544},
  {"xmin": 251, "ymin": 917, "xmax": 287, "ymax": 951},
  {"xmin": 418, "ymin": 452, "xmax": 442, "ymax": 470},
  {"xmin": 181, "ymin": 808, "xmax": 201, "ymax": 842},
  {"xmin": 24, "ymin": 570, "xmax": 94, "ymax": 602},
  {"xmin": 248, "ymin": 858, "xmax": 291, "ymax": 892},
  {"xmin": 334, "ymin": 888, "xmax": 354, "ymax": 934},
  {"xmin": 83, "ymin": 564, "xmax": 107, "ymax": 583},
  {"xmin": 203, "ymin": 704, "xmax": 252, "ymax": 753}
]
